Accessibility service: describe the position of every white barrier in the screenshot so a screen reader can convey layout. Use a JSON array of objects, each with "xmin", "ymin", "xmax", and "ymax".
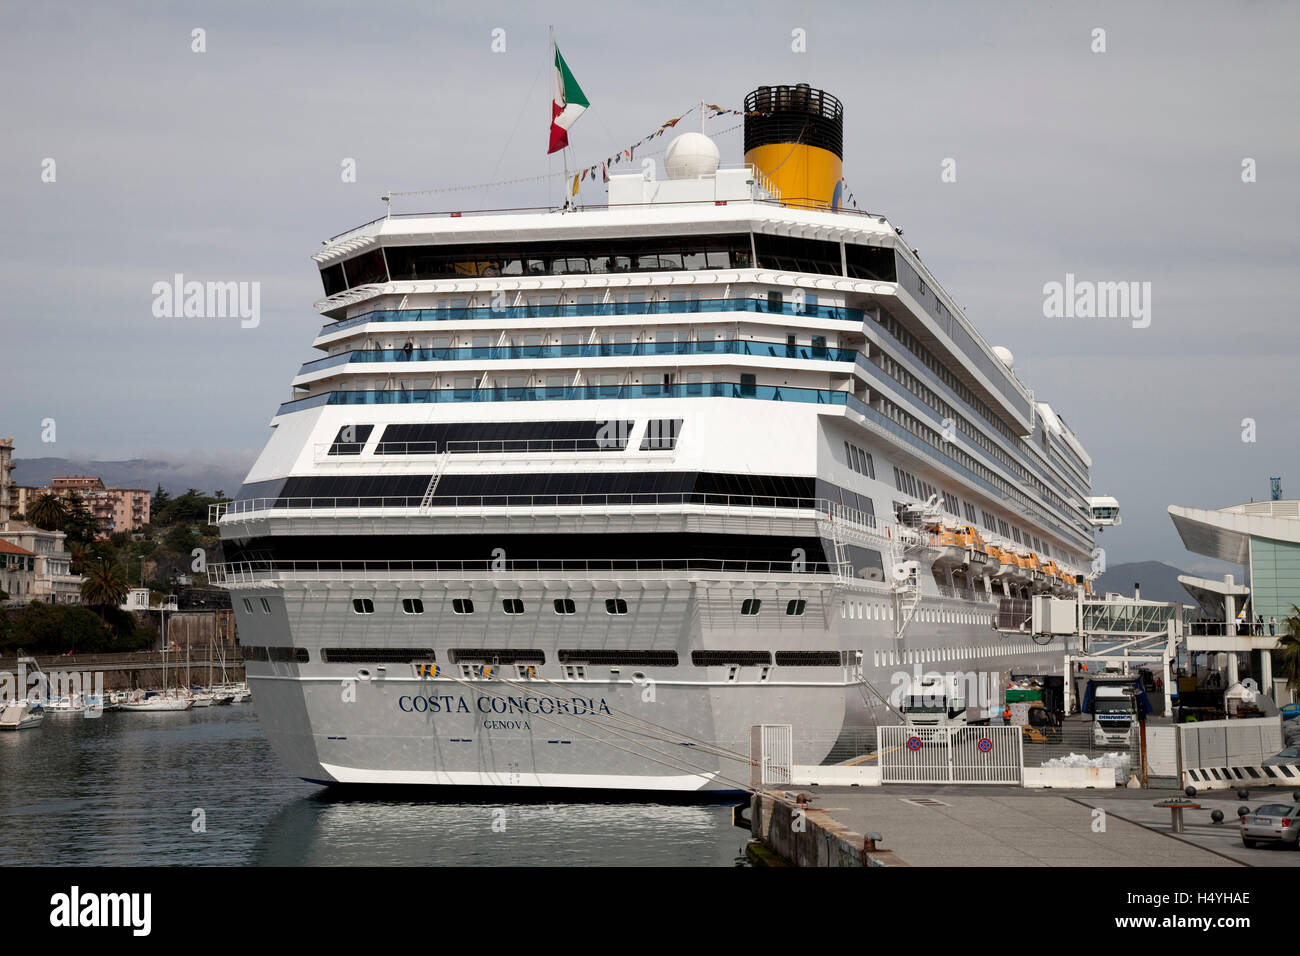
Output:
[
  {"xmin": 1023, "ymin": 766, "xmax": 1114, "ymax": 789},
  {"xmin": 790, "ymin": 764, "xmax": 882, "ymax": 786}
]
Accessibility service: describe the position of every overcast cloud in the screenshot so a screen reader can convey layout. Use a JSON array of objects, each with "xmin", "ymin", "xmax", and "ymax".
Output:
[{"xmin": 2, "ymin": 0, "xmax": 1296, "ymax": 566}]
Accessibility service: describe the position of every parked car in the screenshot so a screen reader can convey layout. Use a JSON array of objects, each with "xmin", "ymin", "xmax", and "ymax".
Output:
[
  {"xmin": 1240, "ymin": 803, "xmax": 1300, "ymax": 849},
  {"xmin": 1262, "ymin": 744, "xmax": 1300, "ymax": 767}
]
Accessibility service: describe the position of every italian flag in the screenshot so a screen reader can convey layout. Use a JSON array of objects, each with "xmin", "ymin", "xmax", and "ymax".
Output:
[{"xmin": 548, "ymin": 45, "xmax": 589, "ymax": 155}]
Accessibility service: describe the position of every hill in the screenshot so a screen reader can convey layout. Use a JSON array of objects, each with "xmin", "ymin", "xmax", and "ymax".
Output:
[
  {"xmin": 12, "ymin": 456, "xmax": 250, "ymax": 498},
  {"xmin": 1093, "ymin": 561, "xmax": 1191, "ymax": 604}
]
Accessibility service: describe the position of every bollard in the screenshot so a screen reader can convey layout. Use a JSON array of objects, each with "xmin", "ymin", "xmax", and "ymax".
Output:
[
  {"xmin": 1184, "ymin": 785, "xmax": 1197, "ymax": 798},
  {"xmin": 1210, "ymin": 810, "xmax": 1224, "ymax": 824},
  {"xmin": 1236, "ymin": 787, "xmax": 1249, "ymax": 800}
]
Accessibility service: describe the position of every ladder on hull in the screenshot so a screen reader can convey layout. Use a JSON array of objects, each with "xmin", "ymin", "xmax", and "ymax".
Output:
[{"xmin": 420, "ymin": 450, "xmax": 451, "ymax": 512}]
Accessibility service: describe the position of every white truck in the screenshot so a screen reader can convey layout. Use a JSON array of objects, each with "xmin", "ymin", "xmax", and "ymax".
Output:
[
  {"xmin": 900, "ymin": 674, "xmax": 990, "ymax": 727},
  {"xmin": 1089, "ymin": 681, "xmax": 1140, "ymax": 746}
]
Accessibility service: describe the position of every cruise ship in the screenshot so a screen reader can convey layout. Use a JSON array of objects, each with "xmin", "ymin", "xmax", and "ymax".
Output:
[{"xmin": 214, "ymin": 85, "xmax": 1120, "ymax": 793}]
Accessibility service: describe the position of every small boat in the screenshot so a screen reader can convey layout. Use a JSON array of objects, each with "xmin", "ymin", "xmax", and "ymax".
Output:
[
  {"xmin": 0, "ymin": 701, "xmax": 44, "ymax": 731},
  {"xmin": 44, "ymin": 694, "xmax": 87, "ymax": 715},
  {"xmin": 118, "ymin": 691, "xmax": 193, "ymax": 712},
  {"xmin": 211, "ymin": 682, "xmax": 251, "ymax": 703}
]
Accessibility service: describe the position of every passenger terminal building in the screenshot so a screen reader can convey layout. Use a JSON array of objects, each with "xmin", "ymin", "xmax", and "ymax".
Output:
[{"xmin": 1169, "ymin": 499, "xmax": 1300, "ymax": 627}]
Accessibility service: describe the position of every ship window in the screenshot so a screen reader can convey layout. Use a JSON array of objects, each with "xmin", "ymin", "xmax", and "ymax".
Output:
[
  {"xmin": 775, "ymin": 651, "xmax": 841, "ymax": 666},
  {"xmin": 451, "ymin": 598, "xmax": 474, "ymax": 615},
  {"xmin": 322, "ymin": 648, "xmax": 434, "ymax": 663},
  {"xmin": 553, "ymin": 598, "xmax": 577, "ymax": 615},
  {"xmin": 268, "ymin": 647, "xmax": 310, "ymax": 663},
  {"xmin": 558, "ymin": 649, "xmax": 677, "ymax": 666},
  {"xmin": 691, "ymin": 650, "xmax": 771, "ymax": 666},
  {"xmin": 502, "ymin": 598, "xmax": 525, "ymax": 615},
  {"xmin": 844, "ymin": 244, "xmax": 896, "ymax": 282},
  {"xmin": 766, "ymin": 291, "xmax": 783, "ymax": 312},
  {"xmin": 563, "ymin": 664, "xmax": 587, "ymax": 680},
  {"xmin": 449, "ymin": 648, "xmax": 545, "ymax": 664},
  {"xmin": 242, "ymin": 599, "xmax": 253, "ymax": 613},
  {"xmin": 320, "ymin": 263, "xmax": 347, "ymax": 297},
  {"xmin": 740, "ymin": 598, "xmax": 762, "ymax": 615},
  {"xmin": 640, "ymin": 418, "xmax": 683, "ymax": 450},
  {"xmin": 401, "ymin": 598, "xmax": 425, "ymax": 614},
  {"xmin": 605, "ymin": 598, "xmax": 629, "ymax": 615},
  {"xmin": 260, "ymin": 598, "xmax": 272, "ymax": 613},
  {"xmin": 786, "ymin": 599, "xmax": 807, "ymax": 616},
  {"xmin": 352, "ymin": 598, "xmax": 375, "ymax": 614}
]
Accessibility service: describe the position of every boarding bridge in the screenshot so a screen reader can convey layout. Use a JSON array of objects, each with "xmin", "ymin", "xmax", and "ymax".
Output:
[{"xmin": 997, "ymin": 594, "xmax": 1185, "ymax": 717}]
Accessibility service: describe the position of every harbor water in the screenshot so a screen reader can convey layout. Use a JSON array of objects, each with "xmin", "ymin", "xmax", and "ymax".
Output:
[{"xmin": 0, "ymin": 706, "xmax": 748, "ymax": 866}]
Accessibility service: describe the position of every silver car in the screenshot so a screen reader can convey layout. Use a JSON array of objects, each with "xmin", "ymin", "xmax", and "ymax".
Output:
[{"xmin": 1240, "ymin": 803, "xmax": 1300, "ymax": 848}]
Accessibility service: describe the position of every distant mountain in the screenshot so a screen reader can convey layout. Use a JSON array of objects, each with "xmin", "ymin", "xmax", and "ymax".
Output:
[
  {"xmin": 1094, "ymin": 561, "xmax": 1190, "ymax": 604},
  {"xmin": 12, "ymin": 456, "xmax": 252, "ymax": 498}
]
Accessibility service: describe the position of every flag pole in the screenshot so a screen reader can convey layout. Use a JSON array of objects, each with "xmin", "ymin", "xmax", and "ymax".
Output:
[{"xmin": 551, "ymin": 25, "xmax": 571, "ymax": 210}]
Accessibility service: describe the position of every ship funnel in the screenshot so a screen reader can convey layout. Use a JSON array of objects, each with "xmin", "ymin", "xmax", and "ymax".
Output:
[{"xmin": 743, "ymin": 84, "xmax": 844, "ymax": 210}]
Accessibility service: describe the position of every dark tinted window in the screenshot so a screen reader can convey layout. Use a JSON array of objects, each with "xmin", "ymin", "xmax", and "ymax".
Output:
[
  {"xmin": 845, "ymin": 243, "xmax": 897, "ymax": 281},
  {"xmin": 754, "ymin": 234, "xmax": 842, "ymax": 275},
  {"xmin": 320, "ymin": 263, "xmax": 347, "ymax": 297},
  {"xmin": 342, "ymin": 248, "xmax": 389, "ymax": 287}
]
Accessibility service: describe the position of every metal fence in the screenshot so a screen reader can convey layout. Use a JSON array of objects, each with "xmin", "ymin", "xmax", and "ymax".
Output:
[{"xmin": 877, "ymin": 725, "xmax": 1023, "ymax": 784}]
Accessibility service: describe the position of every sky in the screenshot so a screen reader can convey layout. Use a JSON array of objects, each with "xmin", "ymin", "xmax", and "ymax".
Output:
[{"xmin": 2, "ymin": 0, "xmax": 1297, "ymax": 570}]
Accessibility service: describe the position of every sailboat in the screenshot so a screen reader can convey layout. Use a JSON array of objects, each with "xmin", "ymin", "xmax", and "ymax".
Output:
[{"xmin": 119, "ymin": 618, "xmax": 192, "ymax": 712}]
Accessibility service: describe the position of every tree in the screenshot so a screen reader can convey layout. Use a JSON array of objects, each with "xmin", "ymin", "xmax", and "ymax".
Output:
[
  {"xmin": 27, "ymin": 493, "xmax": 68, "ymax": 531},
  {"xmin": 80, "ymin": 557, "xmax": 129, "ymax": 613},
  {"xmin": 60, "ymin": 493, "xmax": 101, "ymax": 545},
  {"xmin": 1273, "ymin": 604, "xmax": 1300, "ymax": 697},
  {"xmin": 67, "ymin": 541, "xmax": 89, "ymax": 576}
]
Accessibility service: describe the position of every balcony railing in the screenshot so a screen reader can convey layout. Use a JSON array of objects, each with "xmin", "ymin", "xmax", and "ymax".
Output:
[
  {"xmin": 219, "ymin": 492, "xmax": 879, "ymax": 525},
  {"xmin": 210, "ymin": 556, "xmax": 847, "ymax": 586},
  {"xmin": 320, "ymin": 297, "xmax": 868, "ymax": 337},
  {"xmin": 297, "ymin": 339, "xmax": 860, "ymax": 375},
  {"xmin": 278, "ymin": 381, "xmax": 854, "ymax": 415}
]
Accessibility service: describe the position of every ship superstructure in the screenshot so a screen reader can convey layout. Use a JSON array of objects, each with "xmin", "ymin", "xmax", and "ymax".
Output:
[{"xmin": 214, "ymin": 85, "xmax": 1117, "ymax": 792}]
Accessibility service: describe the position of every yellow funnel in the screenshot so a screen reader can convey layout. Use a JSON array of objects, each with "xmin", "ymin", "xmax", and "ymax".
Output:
[{"xmin": 743, "ymin": 85, "xmax": 844, "ymax": 210}]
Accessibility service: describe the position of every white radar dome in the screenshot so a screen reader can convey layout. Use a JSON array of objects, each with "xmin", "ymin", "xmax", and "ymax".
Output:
[
  {"xmin": 991, "ymin": 346, "xmax": 1015, "ymax": 368},
  {"xmin": 664, "ymin": 132, "xmax": 721, "ymax": 180}
]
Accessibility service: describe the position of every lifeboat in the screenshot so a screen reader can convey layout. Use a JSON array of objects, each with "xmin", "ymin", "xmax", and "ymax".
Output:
[
  {"xmin": 961, "ymin": 526, "xmax": 991, "ymax": 570},
  {"xmin": 932, "ymin": 527, "xmax": 967, "ymax": 568},
  {"xmin": 1023, "ymin": 552, "xmax": 1047, "ymax": 588}
]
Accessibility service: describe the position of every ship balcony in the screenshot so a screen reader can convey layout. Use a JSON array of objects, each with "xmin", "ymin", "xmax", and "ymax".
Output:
[
  {"xmin": 214, "ymin": 493, "xmax": 888, "ymax": 548},
  {"xmin": 317, "ymin": 296, "xmax": 869, "ymax": 341},
  {"xmin": 208, "ymin": 555, "xmax": 848, "ymax": 588}
]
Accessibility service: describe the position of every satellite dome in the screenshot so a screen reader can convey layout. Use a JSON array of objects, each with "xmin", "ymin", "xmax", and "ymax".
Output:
[
  {"xmin": 664, "ymin": 132, "xmax": 720, "ymax": 180},
  {"xmin": 992, "ymin": 346, "xmax": 1015, "ymax": 368}
]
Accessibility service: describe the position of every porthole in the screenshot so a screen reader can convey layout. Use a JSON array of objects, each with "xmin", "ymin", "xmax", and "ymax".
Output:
[
  {"xmin": 554, "ymin": 598, "xmax": 577, "ymax": 615},
  {"xmin": 740, "ymin": 598, "xmax": 762, "ymax": 615},
  {"xmin": 401, "ymin": 598, "xmax": 424, "ymax": 614},
  {"xmin": 605, "ymin": 598, "xmax": 629, "ymax": 615},
  {"xmin": 502, "ymin": 599, "xmax": 525, "ymax": 615},
  {"xmin": 352, "ymin": 598, "xmax": 375, "ymax": 614},
  {"xmin": 452, "ymin": 598, "xmax": 474, "ymax": 615},
  {"xmin": 786, "ymin": 599, "xmax": 806, "ymax": 616}
]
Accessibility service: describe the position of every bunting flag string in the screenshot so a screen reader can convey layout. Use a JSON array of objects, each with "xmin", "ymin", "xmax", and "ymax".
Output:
[{"xmin": 386, "ymin": 109, "xmax": 748, "ymax": 202}]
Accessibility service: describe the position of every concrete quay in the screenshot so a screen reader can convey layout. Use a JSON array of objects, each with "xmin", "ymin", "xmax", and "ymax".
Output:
[{"xmin": 748, "ymin": 784, "xmax": 1300, "ymax": 867}]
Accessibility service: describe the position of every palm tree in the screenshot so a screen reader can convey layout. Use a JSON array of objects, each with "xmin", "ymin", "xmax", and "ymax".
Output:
[
  {"xmin": 67, "ymin": 541, "xmax": 89, "ymax": 576},
  {"xmin": 27, "ymin": 493, "xmax": 68, "ymax": 531},
  {"xmin": 80, "ymin": 558, "xmax": 128, "ymax": 612},
  {"xmin": 1271, "ymin": 604, "xmax": 1300, "ymax": 698}
]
